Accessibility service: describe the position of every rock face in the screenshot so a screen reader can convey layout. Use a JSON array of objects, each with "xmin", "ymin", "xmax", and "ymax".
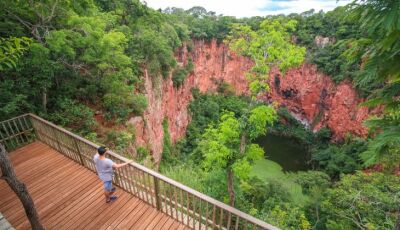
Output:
[
  {"xmin": 266, "ymin": 64, "xmax": 373, "ymax": 140},
  {"xmin": 129, "ymin": 39, "xmax": 371, "ymax": 161}
]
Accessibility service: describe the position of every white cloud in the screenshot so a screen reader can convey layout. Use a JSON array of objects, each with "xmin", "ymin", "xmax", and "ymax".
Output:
[{"xmin": 142, "ymin": 0, "xmax": 351, "ymax": 18}]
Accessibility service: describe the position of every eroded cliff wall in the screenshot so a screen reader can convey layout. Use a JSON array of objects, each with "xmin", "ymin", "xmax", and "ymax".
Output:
[
  {"xmin": 129, "ymin": 40, "xmax": 372, "ymax": 161},
  {"xmin": 129, "ymin": 40, "xmax": 252, "ymax": 163},
  {"xmin": 266, "ymin": 65, "xmax": 374, "ymax": 140}
]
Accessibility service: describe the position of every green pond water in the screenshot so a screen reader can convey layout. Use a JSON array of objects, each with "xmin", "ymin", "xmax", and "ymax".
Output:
[{"xmin": 256, "ymin": 133, "xmax": 310, "ymax": 172}]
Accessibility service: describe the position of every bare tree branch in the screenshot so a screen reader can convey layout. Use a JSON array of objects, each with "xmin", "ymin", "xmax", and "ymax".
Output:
[
  {"xmin": 45, "ymin": 0, "xmax": 59, "ymax": 23},
  {"xmin": 5, "ymin": 10, "xmax": 33, "ymax": 29}
]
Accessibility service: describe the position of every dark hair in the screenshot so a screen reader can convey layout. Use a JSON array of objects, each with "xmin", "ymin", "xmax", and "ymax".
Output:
[{"xmin": 98, "ymin": 146, "xmax": 107, "ymax": 155}]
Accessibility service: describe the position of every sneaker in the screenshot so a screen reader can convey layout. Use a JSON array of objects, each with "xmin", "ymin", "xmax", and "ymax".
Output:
[{"xmin": 106, "ymin": 196, "xmax": 118, "ymax": 203}]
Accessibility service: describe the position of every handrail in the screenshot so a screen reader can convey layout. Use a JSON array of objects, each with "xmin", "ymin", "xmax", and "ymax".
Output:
[
  {"xmin": 0, "ymin": 114, "xmax": 34, "ymax": 151},
  {"xmin": 4, "ymin": 113, "xmax": 279, "ymax": 230}
]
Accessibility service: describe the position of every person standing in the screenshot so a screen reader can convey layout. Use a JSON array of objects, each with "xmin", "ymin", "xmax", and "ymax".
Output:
[{"xmin": 93, "ymin": 146, "xmax": 132, "ymax": 203}]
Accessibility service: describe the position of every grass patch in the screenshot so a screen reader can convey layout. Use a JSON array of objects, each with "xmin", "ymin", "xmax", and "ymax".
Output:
[{"xmin": 251, "ymin": 159, "xmax": 309, "ymax": 205}]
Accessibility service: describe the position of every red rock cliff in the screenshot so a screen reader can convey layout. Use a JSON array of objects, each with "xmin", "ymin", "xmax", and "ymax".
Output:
[
  {"xmin": 129, "ymin": 40, "xmax": 371, "ymax": 161},
  {"xmin": 266, "ymin": 64, "xmax": 374, "ymax": 140}
]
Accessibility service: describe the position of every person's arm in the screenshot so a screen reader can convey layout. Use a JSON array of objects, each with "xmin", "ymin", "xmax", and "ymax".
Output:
[{"xmin": 112, "ymin": 160, "xmax": 134, "ymax": 169}]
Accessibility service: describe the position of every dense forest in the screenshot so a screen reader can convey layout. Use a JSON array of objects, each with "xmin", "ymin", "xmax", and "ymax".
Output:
[{"xmin": 1, "ymin": 0, "xmax": 399, "ymax": 229}]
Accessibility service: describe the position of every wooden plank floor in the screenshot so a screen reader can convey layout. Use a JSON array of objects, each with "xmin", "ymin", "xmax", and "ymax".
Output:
[{"xmin": 0, "ymin": 141, "xmax": 189, "ymax": 230}]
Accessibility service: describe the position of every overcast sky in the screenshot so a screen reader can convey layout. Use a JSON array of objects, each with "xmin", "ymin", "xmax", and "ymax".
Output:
[{"xmin": 142, "ymin": 0, "xmax": 352, "ymax": 18}]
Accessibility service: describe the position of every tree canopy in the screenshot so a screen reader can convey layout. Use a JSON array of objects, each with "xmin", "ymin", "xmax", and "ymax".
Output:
[
  {"xmin": 226, "ymin": 18, "xmax": 306, "ymax": 95},
  {"xmin": 199, "ymin": 106, "xmax": 276, "ymax": 206}
]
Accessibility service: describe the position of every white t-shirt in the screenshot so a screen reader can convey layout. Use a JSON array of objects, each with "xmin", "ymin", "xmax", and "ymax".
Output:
[{"xmin": 93, "ymin": 154, "xmax": 114, "ymax": 182}]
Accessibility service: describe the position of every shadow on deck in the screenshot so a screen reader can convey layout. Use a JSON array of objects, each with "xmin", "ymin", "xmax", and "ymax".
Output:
[{"xmin": 0, "ymin": 141, "xmax": 188, "ymax": 230}]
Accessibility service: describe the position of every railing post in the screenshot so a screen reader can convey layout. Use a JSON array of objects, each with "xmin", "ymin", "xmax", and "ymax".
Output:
[
  {"xmin": 154, "ymin": 177, "xmax": 162, "ymax": 211},
  {"xmin": 114, "ymin": 163, "xmax": 122, "ymax": 187},
  {"xmin": 73, "ymin": 139, "xmax": 85, "ymax": 167},
  {"xmin": 28, "ymin": 115, "xmax": 40, "ymax": 142},
  {"xmin": 51, "ymin": 127, "xmax": 62, "ymax": 153}
]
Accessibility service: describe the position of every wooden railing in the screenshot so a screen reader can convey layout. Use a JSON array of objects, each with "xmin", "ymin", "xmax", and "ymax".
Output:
[
  {"xmin": 0, "ymin": 114, "xmax": 35, "ymax": 151},
  {"xmin": 0, "ymin": 114, "xmax": 279, "ymax": 230}
]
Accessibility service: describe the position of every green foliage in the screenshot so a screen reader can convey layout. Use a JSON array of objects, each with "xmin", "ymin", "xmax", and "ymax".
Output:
[
  {"xmin": 105, "ymin": 129, "xmax": 135, "ymax": 154},
  {"xmin": 162, "ymin": 119, "xmax": 173, "ymax": 163},
  {"xmin": 0, "ymin": 81, "xmax": 31, "ymax": 120},
  {"xmin": 251, "ymin": 159, "xmax": 309, "ymax": 206},
  {"xmin": 50, "ymin": 98, "xmax": 97, "ymax": 135},
  {"xmin": 242, "ymin": 177, "xmax": 282, "ymax": 210},
  {"xmin": 260, "ymin": 203, "xmax": 312, "ymax": 230},
  {"xmin": 248, "ymin": 105, "xmax": 277, "ymax": 140},
  {"xmin": 297, "ymin": 171, "xmax": 332, "ymax": 229},
  {"xmin": 294, "ymin": 171, "xmax": 330, "ymax": 195},
  {"xmin": 46, "ymin": 11, "xmax": 140, "ymax": 119},
  {"xmin": 321, "ymin": 172, "xmax": 400, "ymax": 229},
  {"xmin": 0, "ymin": 0, "xmax": 184, "ymax": 124},
  {"xmin": 291, "ymin": 7, "xmax": 363, "ymax": 47},
  {"xmin": 164, "ymin": 7, "xmax": 237, "ymax": 41},
  {"xmin": 172, "ymin": 58, "xmax": 194, "ymax": 87},
  {"xmin": 241, "ymin": 175, "xmax": 313, "ymax": 230},
  {"xmin": 347, "ymin": 0, "xmax": 400, "ymax": 169},
  {"xmin": 0, "ymin": 37, "xmax": 31, "ymax": 70},
  {"xmin": 311, "ymin": 43, "xmax": 358, "ymax": 83},
  {"xmin": 133, "ymin": 24, "xmax": 178, "ymax": 78},
  {"xmin": 135, "ymin": 145, "xmax": 155, "ymax": 167},
  {"xmin": 198, "ymin": 106, "xmax": 277, "ymax": 205},
  {"xmin": 162, "ymin": 163, "xmax": 207, "ymax": 193},
  {"xmin": 200, "ymin": 112, "xmax": 242, "ymax": 170},
  {"xmin": 312, "ymin": 138, "xmax": 367, "ymax": 179},
  {"xmin": 361, "ymin": 111, "xmax": 400, "ymax": 170},
  {"xmin": 199, "ymin": 106, "xmax": 276, "ymax": 177},
  {"xmin": 226, "ymin": 18, "xmax": 306, "ymax": 96},
  {"xmin": 287, "ymin": 7, "xmax": 372, "ymax": 94},
  {"xmin": 271, "ymin": 107, "xmax": 331, "ymax": 148},
  {"xmin": 182, "ymin": 92, "xmax": 249, "ymax": 157},
  {"xmin": 136, "ymin": 146, "xmax": 150, "ymax": 162},
  {"xmin": 0, "ymin": 42, "xmax": 58, "ymax": 119}
]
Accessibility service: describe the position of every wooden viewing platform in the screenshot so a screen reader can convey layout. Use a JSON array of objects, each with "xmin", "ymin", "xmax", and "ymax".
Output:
[
  {"xmin": 0, "ymin": 141, "xmax": 188, "ymax": 229},
  {"xmin": 0, "ymin": 114, "xmax": 279, "ymax": 230}
]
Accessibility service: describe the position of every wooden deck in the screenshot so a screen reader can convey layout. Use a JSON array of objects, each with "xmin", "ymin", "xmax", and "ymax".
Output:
[{"xmin": 0, "ymin": 141, "xmax": 189, "ymax": 230}]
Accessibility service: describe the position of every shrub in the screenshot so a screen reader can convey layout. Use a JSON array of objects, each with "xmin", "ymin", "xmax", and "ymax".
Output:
[
  {"xmin": 50, "ymin": 98, "xmax": 96, "ymax": 135},
  {"xmin": 132, "ymin": 94, "xmax": 148, "ymax": 115},
  {"xmin": 294, "ymin": 171, "xmax": 330, "ymax": 195},
  {"xmin": 172, "ymin": 58, "xmax": 194, "ymax": 87},
  {"xmin": 312, "ymin": 138, "xmax": 367, "ymax": 179},
  {"xmin": 136, "ymin": 146, "xmax": 150, "ymax": 162},
  {"xmin": 105, "ymin": 130, "xmax": 135, "ymax": 153}
]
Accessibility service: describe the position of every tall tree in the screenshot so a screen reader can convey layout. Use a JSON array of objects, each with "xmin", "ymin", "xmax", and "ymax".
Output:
[
  {"xmin": 226, "ymin": 18, "xmax": 306, "ymax": 96},
  {"xmin": 199, "ymin": 106, "xmax": 276, "ymax": 206}
]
